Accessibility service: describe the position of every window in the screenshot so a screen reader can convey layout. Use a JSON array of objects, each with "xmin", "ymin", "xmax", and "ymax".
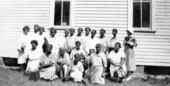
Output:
[
  {"xmin": 133, "ymin": 0, "xmax": 151, "ymax": 29},
  {"xmin": 53, "ymin": 0, "xmax": 70, "ymax": 26}
]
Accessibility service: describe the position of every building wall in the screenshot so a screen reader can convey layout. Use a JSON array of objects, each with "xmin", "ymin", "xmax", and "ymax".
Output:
[
  {"xmin": 134, "ymin": 0, "xmax": 170, "ymax": 66},
  {"xmin": 73, "ymin": 0, "xmax": 128, "ymax": 38},
  {"xmin": 0, "ymin": 0, "xmax": 50, "ymax": 57}
]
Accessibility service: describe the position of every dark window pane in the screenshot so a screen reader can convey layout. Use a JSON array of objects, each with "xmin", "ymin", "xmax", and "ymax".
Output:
[
  {"xmin": 133, "ymin": 2, "xmax": 141, "ymax": 28},
  {"xmin": 54, "ymin": 0, "xmax": 62, "ymax": 25},
  {"xmin": 142, "ymin": 2, "xmax": 150, "ymax": 28},
  {"xmin": 62, "ymin": 1, "xmax": 70, "ymax": 26}
]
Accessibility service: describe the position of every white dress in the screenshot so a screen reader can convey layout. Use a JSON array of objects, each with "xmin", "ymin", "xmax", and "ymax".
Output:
[
  {"xmin": 70, "ymin": 61, "xmax": 84, "ymax": 82},
  {"xmin": 98, "ymin": 36, "xmax": 108, "ymax": 52},
  {"xmin": 89, "ymin": 52, "xmax": 107, "ymax": 84},
  {"xmin": 82, "ymin": 35, "xmax": 91, "ymax": 55},
  {"xmin": 108, "ymin": 49, "xmax": 126, "ymax": 78},
  {"xmin": 17, "ymin": 33, "xmax": 31, "ymax": 64},
  {"xmin": 66, "ymin": 35, "xmax": 76, "ymax": 49},
  {"xmin": 26, "ymin": 49, "xmax": 41, "ymax": 72},
  {"xmin": 83, "ymin": 36, "xmax": 99, "ymax": 55},
  {"xmin": 46, "ymin": 35, "xmax": 60, "ymax": 55}
]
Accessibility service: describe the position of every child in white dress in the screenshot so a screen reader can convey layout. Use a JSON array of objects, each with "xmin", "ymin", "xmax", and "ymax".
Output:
[{"xmin": 69, "ymin": 53, "xmax": 84, "ymax": 82}]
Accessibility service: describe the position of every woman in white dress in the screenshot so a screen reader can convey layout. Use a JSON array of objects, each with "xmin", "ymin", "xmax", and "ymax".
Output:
[
  {"xmin": 89, "ymin": 44, "xmax": 107, "ymax": 85},
  {"xmin": 17, "ymin": 25, "xmax": 30, "ymax": 71},
  {"xmin": 26, "ymin": 40, "xmax": 41, "ymax": 72}
]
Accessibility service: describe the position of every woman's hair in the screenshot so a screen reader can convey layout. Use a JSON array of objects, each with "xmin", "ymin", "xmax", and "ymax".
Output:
[
  {"xmin": 75, "ymin": 41, "xmax": 81, "ymax": 45},
  {"xmin": 96, "ymin": 43, "xmax": 101, "ymax": 48},
  {"xmin": 49, "ymin": 27, "xmax": 56, "ymax": 33},
  {"xmin": 78, "ymin": 27, "xmax": 83, "ymax": 31},
  {"xmin": 115, "ymin": 42, "xmax": 121, "ymax": 48},
  {"xmin": 31, "ymin": 40, "xmax": 38, "ymax": 46},
  {"xmin": 40, "ymin": 27, "xmax": 45, "ymax": 32},
  {"xmin": 100, "ymin": 29, "xmax": 106, "ymax": 33},
  {"xmin": 112, "ymin": 28, "xmax": 118, "ymax": 34},
  {"xmin": 23, "ymin": 25, "xmax": 30, "ymax": 32},
  {"xmin": 85, "ymin": 27, "xmax": 91, "ymax": 31}
]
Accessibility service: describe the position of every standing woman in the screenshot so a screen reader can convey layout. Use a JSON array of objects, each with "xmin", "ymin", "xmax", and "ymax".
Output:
[
  {"xmin": 123, "ymin": 29, "xmax": 137, "ymax": 80},
  {"xmin": 17, "ymin": 25, "xmax": 30, "ymax": 71},
  {"xmin": 89, "ymin": 44, "xmax": 107, "ymax": 85},
  {"xmin": 38, "ymin": 26, "xmax": 46, "ymax": 53}
]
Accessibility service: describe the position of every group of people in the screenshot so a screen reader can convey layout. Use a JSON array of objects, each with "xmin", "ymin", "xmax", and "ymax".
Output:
[{"xmin": 17, "ymin": 24, "xmax": 137, "ymax": 84}]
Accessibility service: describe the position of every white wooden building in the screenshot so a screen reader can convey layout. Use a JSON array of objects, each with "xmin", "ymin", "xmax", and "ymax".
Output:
[{"xmin": 0, "ymin": 0, "xmax": 170, "ymax": 66}]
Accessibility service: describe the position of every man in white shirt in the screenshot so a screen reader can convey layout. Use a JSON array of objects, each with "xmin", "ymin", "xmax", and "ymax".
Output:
[
  {"xmin": 107, "ymin": 29, "xmax": 120, "ymax": 53},
  {"xmin": 70, "ymin": 41, "xmax": 86, "ymax": 62},
  {"xmin": 82, "ymin": 27, "xmax": 91, "ymax": 55},
  {"xmin": 46, "ymin": 27, "xmax": 60, "ymax": 55},
  {"xmin": 76, "ymin": 28, "xmax": 84, "ymax": 48},
  {"xmin": 84, "ymin": 30, "xmax": 99, "ymax": 55},
  {"xmin": 66, "ymin": 28, "xmax": 76, "ymax": 54},
  {"xmin": 98, "ymin": 29, "xmax": 107, "ymax": 53}
]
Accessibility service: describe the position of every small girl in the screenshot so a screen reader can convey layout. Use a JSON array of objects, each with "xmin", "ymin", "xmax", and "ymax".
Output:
[{"xmin": 69, "ymin": 53, "xmax": 84, "ymax": 82}]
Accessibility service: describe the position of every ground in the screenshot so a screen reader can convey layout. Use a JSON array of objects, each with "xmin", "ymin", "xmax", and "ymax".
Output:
[{"xmin": 0, "ymin": 60, "xmax": 170, "ymax": 86}]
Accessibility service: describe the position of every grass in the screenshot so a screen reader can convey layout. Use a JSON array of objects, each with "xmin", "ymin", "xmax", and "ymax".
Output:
[{"xmin": 0, "ymin": 59, "xmax": 170, "ymax": 86}]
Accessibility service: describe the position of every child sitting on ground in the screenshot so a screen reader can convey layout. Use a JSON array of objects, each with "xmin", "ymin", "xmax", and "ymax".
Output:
[{"xmin": 69, "ymin": 53, "xmax": 84, "ymax": 82}]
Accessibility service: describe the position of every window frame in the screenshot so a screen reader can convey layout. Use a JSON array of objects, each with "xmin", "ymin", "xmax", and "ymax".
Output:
[
  {"xmin": 49, "ymin": 0, "xmax": 75, "ymax": 29},
  {"xmin": 128, "ymin": 0, "xmax": 156, "ymax": 32}
]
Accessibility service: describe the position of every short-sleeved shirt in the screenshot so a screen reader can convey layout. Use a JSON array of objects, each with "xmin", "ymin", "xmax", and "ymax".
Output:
[
  {"xmin": 107, "ymin": 36, "xmax": 120, "ymax": 48},
  {"xmin": 90, "ymin": 52, "xmax": 107, "ymax": 67},
  {"xmin": 98, "ymin": 36, "xmax": 107, "ymax": 52},
  {"xmin": 108, "ymin": 49, "xmax": 125, "ymax": 66},
  {"xmin": 66, "ymin": 35, "xmax": 76, "ymax": 49},
  {"xmin": 26, "ymin": 49, "xmax": 42, "ymax": 71}
]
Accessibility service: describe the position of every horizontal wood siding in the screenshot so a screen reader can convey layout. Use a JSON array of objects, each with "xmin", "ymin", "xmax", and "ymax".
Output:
[
  {"xmin": 74, "ymin": 0, "xmax": 170, "ymax": 66},
  {"xmin": 73, "ymin": 0, "xmax": 128, "ymax": 39},
  {"xmin": 134, "ymin": 0, "xmax": 170, "ymax": 66},
  {"xmin": 0, "ymin": 0, "xmax": 50, "ymax": 58}
]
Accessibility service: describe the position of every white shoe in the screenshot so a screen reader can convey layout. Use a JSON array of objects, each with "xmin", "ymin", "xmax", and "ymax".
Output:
[{"xmin": 123, "ymin": 76, "xmax": 132, "ymax": 82}]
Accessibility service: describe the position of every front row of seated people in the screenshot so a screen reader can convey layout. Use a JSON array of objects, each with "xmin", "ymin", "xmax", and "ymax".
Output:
[{"xmin": 17, "ymin": 25, "xmax": 137, "ymax": 84}]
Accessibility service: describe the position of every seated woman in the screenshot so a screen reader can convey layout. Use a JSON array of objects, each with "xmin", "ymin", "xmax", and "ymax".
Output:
[
  {"xmin": 56, "ymin": 48, "xmax": 70, "ymax": 80},
  {"xmin": 69, "ymin": 53, "xmax": 84, "ymax": 82},
  {"xmin": 39, "ymin": 44, "xmax": 58, "ymax": 81},
  {"xmin": 26, "ymin": 40, "xmax": 41, "ymax": 72},
  {"xmin": 108, "ymin": 42, "xmax": 126, "ymax": 81},
  {"xmin": 89, "ymin": 44, "xmax": 107, "ymax": 85},
  {"xmin": 25, "ymin": 40, "xmax": 42, "ymax": 81}
]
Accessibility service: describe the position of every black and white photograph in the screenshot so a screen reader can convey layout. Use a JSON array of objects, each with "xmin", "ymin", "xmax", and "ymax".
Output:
[{"xmin": 0, "ymin": 0, "xmax": 170, "ymax": 86}]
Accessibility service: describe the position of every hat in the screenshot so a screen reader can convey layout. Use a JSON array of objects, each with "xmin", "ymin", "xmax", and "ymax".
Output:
[{"xmin": 127, "ymin": 28, "xmax": 134, "ymax": 34}]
